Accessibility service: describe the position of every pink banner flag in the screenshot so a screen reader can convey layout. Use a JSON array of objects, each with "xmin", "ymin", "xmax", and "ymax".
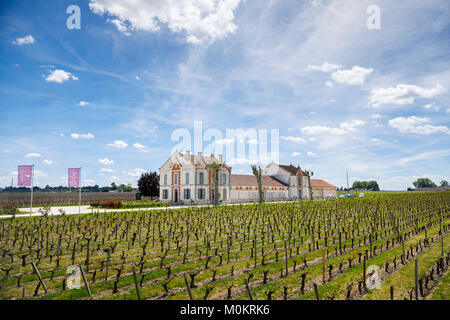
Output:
[
  {"xmin": 68, "ymin": 168, "xmax": 81, "ymax": 188},
  {"xmin": 18, "ymin": 165, "xmax": 33, "ymax": 187}
]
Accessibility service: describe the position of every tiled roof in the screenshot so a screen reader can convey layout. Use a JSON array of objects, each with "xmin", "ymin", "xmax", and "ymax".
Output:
[
  {"xmin": 311, "ymin": 179, "xmax": 335, "ymax": 188},
  {"xmin": 230, "ymin": 174, "xmax": 287, "ymax": 187}
]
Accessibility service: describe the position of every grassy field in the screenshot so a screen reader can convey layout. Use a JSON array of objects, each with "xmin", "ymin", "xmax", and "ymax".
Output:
[{"xmin": 0, "ymin": 192, "xmax": 448, "ymax": 300}]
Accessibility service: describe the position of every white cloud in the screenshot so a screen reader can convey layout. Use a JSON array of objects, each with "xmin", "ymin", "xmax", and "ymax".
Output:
[
  {"xmin": 291, "ymin": 152, "xmax": 301, "ymax": 157},
  {"xmin": 25, "ymin": 153, "xmax": 42, "ymax": 158},
  {"xmin": 302, "ymin": 119, "xmax": 366, "ymax": 135},
  {"xmin": 325, "ymin": 81, "xmax": 334, "ymax": 88},
  {"xmin": 389, "ymin": 116, "xmax": 450, "ymax": 135},
  {"xmin": 99, "ymin": 158, "xmax": 114, "ymax": 165},
  {"xmin": 306, "ymin": 151, "xmax": 316, "ymax": 157},
  {"xmin": 331, "ymin": 66, "xmax": 373, "ymax": 85},
  {"xmin": 107, "ymin": 140, "xmax": 128, "ymax": 148},
  {"xmin": 281, "ymin": 136, "xmax": 306, "ymax": 143},
  {"xmin": 124, "ymin": 168, "xmax": 146, "ymax": 177},
  {"xmin": 71, "ymin": 133, "xmax": 94, "ymax": 139},
  {"xmin": 424, "ymin": 104, "xmax": 439, "ymax": 111},
  {"xmin": 88, "ymin": 0, "xmax": 242, "ymax": 44},
  {"xmin": 133, "ymin": 142, "xmax": 147, "ymax": 149},
  {"xmin": 371, "ymin": 114, "xmax": 382, "ymax": 119},
  {"xmin": 370, "ymin": 83, "xmax": 446, "ymax": 107},
  {"xmin": 135, "ymin": 75, "xmax": 140, "ymax": 80},
  {"xmin": 340, "ymin": 120, "xmax": 366, "ymax": 132},
  {"xmin": 308, "ymin": 112, "xmax": 316, "ymax": 116},
  {"xmin": 396, "ymin": 149, "xmax": 450, "ymax": 166},
  {"xmin": 100, "ymin": 168, "xmax": 115, "ymax": 173},
  {"xmin": 446, "ymin": 108, "xmax": 450, "ymax": 114},
  {"xmin": 34, "ymin": 170, "xmax": 48, "ymax": 178},
  {"xmin": 79, "ymin": 101, "xmax": 90, "ymax": 106},
  {"xmin": 60, "ymin": 133, "xmax": 65, "ymax": 137},
  {"xmin": 109, "ymin": 19, "xmax": 130, "ymax": 34},
  {"xmin": 84, "ymin": 179, "xmax": 95, "ymax": 185},
  {"xmin": 306, "ymin": 62, "xmax": 341, "ymax": 72},
  {"xmin": 13, "ymin": 35, "xmax": 35, "ymax": 45},
  {"xmin": 45, "ymin": 69, "xmax": 79, "ymax": 83},
  {"xmin": 43, "ymin": 160, "xmax": 53, "ymax": 165}
]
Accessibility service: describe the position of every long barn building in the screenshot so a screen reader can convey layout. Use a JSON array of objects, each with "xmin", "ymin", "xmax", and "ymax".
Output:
[{"xmin": 159, "ymin": 151, "xmax": 336, "ymax": 205}]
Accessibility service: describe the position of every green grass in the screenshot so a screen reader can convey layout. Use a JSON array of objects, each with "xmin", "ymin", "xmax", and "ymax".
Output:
[{"xmin": 430, "ymin": 267, "xmax": 450, "ymax": 300}]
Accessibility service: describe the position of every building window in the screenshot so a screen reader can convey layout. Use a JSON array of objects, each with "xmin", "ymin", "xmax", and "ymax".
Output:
[
  {"xmin": 186, "ymin": 173, "xmax": 189, "ymax": 184},
  {"xmin": 174, "ymin": 173, "xmax": 178, "ymax": 185},
  {"xmin": 184, "ymin": 189, "xmax": 191, "ymax": 199},
  {"xmin": 164, "ymin": 175, "xmax": 167, "ymax": 185},
  {"xmin": 162, "ymin": 190, "xmax": 168, "ymax": 199},
  {"xmin": 198, "ymin": 188, "xmax": 205, "ymax": 199},
  {"xmin": 299, "ymin": 178, "xmax": 302, "ymax": 187},
  {"xmin": 199, "ymin": 172, "xmax": 204, "ymax": 184},
  {"xmin": 222, "ymin": 173, "xmax": 227, "ymax": 185},
  {"xmin": 223, "ymin": 188, "xmax": 227, "ymax": 200}
]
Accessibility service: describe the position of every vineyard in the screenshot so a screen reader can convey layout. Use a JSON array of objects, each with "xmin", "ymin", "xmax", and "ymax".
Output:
[
  {"xmin": 0, "ymin": 192, "xmax": 449, "ymax": 300},
  {"xmin": 0, "ymin": 192, "xmax": 138, "ymax": 207}
]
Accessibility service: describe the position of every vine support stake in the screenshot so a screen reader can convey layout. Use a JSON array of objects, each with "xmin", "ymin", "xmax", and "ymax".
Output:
[
  {"xmin": 313, "ymin": 283, "xmax": 320, "ymax": 300},
  {"xmin": 31, "ymin": 262, "xmax": 47, "ymax": 294},
  {"xmin": 244, "ymin": 278, "xmax": 253, "ymax": 300},
  {"xmin": 132, "ymin": 266, "xmax": 141, "ymax": 300},
  {"xmin": 414, "ymin": 259, "xmax": 418, "ymax": 300},
  {"xmin": 183, "ymin": 274, "xmax": 194, "ymax": 300},
  {"xmin": 79, "ymin": 265, "xmax": 92, "ymax": 297}
]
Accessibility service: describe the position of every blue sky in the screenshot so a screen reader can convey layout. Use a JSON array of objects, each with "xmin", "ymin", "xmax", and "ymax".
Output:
[{"xmin": 0, "ymin": 0, "xmax": 449, "ymax": 190}]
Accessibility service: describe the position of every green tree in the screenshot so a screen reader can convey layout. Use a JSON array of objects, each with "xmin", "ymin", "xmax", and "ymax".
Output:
[
  {"xmin": 111, "ymin": 182, "xmax": 118, "ymax": 190},
  {"xmin": 440, "ymin": 180, "xmax": 449, "ymax": 187},
  {"xmin": 352, "ymin": 181, "xmax": 361, "ymax": 189},
  {"xmin": 137, "ymin": 172, "xmax": 160, "ymax": 197},
  {"xmin": 367, "ymin": 181, "xmax": 380, "ymax": 191},
  {"xmin": 413, "ymin": 178, "xmax": 437, "ymax": 188}
]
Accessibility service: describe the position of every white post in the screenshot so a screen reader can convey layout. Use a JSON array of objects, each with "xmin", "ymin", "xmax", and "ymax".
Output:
[
  {"xmin": 78, "ymin": 167, "xmax": 82, "ymax": 215},
  {"xmin": 30, "ymin": 165, "xmax": 34, "ymax": 217}
]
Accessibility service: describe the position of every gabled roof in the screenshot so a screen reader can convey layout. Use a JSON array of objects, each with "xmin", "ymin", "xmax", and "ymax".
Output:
[
  {"xmin": 189, "ymin": 153, "xmax": 231, "ymax": 170},
  {"xmin": 230, "ymin": 174, "xmax": 287, "ymax": 187},
  {"xmin": 278, "ymin": 164, "xmax": 307, "ymax": 176},
  {"xmin": 160, "ymin": 151, "xmax": 231, "ymax": 171},
  {"xmin": 311, "ymin": 179, "xmax": 336, "ymax": 188}
]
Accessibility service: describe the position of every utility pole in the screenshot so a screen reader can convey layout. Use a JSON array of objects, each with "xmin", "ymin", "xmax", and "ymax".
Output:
[{"xmin": 346, "ymin": 171, "xmax": 349, "ymax": 190}]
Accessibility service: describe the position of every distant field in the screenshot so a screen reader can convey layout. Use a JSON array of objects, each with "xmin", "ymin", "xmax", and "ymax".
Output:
[{"xmin": 0, "ymin": 192, "xmax": 140, "ymax": 207}]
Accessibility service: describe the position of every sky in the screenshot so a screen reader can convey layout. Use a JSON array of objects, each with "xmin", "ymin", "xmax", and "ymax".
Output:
[{"xmin": 0, "ymin": 0, "xmax": 449, "ymax": 190}]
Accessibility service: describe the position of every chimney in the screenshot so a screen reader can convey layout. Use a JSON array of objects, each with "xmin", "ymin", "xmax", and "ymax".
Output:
[
  {"xmin": 185, "ymin": 150, "xmax": 191, "ymax": 161},
  {"xmin": 198, "ymin": 152, "xmax": 202, "ymax": 157},
  {"xmin": 219, "ymin": 154, "xmax": 223, "ymax": 162}
]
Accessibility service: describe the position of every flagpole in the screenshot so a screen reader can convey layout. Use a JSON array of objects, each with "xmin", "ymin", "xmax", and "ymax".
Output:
[
  {"xmin": 30, "ymin": 165, "xmax": 34, "ymax": 217},
  {"xmin": 79, "ymin": 167, "xmax": 82, "ymax": 215}
]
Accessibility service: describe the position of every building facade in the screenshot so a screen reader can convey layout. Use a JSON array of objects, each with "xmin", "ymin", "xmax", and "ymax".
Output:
[
  {"xmin": 159, "ymin": 151, "xmax": 231, "ymax": 205},
  {"xmin": 159, "ymin": 151, "xmax": 336, "ymax": 204}
]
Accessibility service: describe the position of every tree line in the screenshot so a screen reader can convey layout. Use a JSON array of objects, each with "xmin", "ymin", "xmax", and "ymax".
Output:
[{"xmin": 0, "ymin": 182, "xmax": 134, "ymax": 193}]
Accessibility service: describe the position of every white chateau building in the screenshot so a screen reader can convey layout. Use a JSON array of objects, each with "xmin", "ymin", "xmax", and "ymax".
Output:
[{"xmin": 159, "ymin": 151, "xmax": 336, "ymax": 204}]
